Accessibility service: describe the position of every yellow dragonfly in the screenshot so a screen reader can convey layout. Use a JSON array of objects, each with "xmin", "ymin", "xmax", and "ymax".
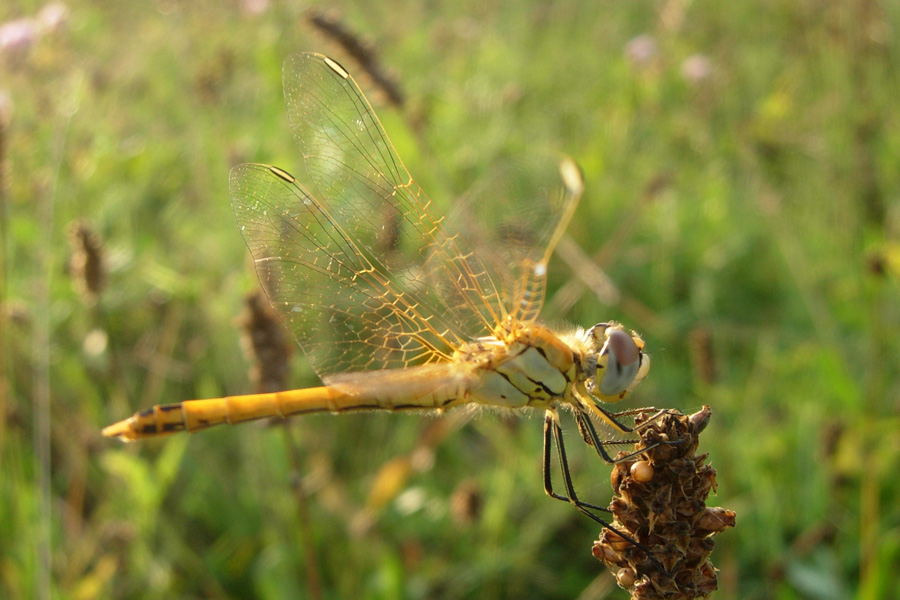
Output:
[{"xmin": 104, "ymin": 52, "xmax": 664, "ymax": 549}]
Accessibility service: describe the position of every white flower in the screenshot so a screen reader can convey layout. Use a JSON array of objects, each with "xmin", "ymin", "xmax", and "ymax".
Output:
[
  {"xmin": 37, "ymin": 2, "xmax": 70, "ymax": 34},
  {"xmin": 0, "ymin": 18, "xmax": 38, "ymax": 53},
  {"xmin": 681, "ymin": 54, "xmax": 713, "ymax": 83},
  {"xmin": 625, "ymin": 34, "xmax": 658, "ymax": 66}
]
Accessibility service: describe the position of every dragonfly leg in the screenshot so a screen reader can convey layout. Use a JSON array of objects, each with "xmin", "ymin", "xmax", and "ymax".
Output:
[
  {"xmin": 543, "ymin": 411, "xmax": 609, "ymax": 512},
  {"xmin": 586, "ymin": 402, "xmax": 676, "ymax": 435},
  {"xmin": 543, "ymin": 410, "xmax": 670, "ymax": 575},
  {"xmin": 574, "ymin": 409, "xmax": 678, "ymax": 465},
  {"xmin": 610, "ymin": 406, "xmax": 677, "ymax": 421},
  {"xmin": 615, "ymin": 407, "xmax": 680, "ymax": 433}
]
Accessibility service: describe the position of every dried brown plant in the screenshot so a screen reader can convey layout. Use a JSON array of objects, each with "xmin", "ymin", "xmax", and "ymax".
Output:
[
  {"xmin": 66, "ymin": 219, "xmax": 105, "ymax": 304},
  {"xmin": 239, "ymin": 289, "xmax": 294, "ymax": 394},
  {"xmin": 593, "ymin": 406, "xmax": 735, "ymax": 599}
]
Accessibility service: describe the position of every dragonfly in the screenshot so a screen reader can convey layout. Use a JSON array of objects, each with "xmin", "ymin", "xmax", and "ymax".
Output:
[{"xmin": 104, "ymin": 52, "xmax": 665, "ymax": 547}]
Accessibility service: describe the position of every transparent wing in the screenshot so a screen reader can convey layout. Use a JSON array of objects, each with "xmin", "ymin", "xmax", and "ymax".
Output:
[
  {"xmin": 447, "ymin": 155, "xmax": 584, "ymax": 323},
  {"xmin": 232, "ymin": 52, "xmax": 584, "ymax": 379},
  {"xmin": 284, "ymin": 54, "xmax": 508, "ymax": 342},
  {"xmin": 231, "ymin": 164, "xmax": 462, "ymax": 377}
]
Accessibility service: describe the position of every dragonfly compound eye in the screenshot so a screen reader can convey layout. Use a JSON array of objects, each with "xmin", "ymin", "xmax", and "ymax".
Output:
[
  {"xmin": 597, "ymin": 329, "xmax": 642, "ymax": 396},
  {"xmin": 628, "ymin": 351, "xmax": 650, "ymax": 392}
]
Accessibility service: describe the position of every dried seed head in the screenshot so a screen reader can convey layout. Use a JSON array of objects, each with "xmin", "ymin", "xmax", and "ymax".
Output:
[
  {"xmin": 306, "ymin": 9, "xmax": 406, "ymax": 108},
  {"xmin": 67, "ymin": 220, "xmax": 105, "ymax": 304},
  {"xmin": 593, "ymin": 405, "xmax": 734, "ymax": 599},
  {"xmin": 239, "ymin": 289, "xmax": 294, "ymax": 394},
  {"xmin": 449, "ymin": 479, "xmax": 482, "ymax": 526}
]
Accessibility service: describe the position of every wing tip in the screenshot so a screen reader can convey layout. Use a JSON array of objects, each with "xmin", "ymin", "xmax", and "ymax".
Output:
[{"xmin": 559, "ymin": 158, "xmax": 585, "ymax": 196}]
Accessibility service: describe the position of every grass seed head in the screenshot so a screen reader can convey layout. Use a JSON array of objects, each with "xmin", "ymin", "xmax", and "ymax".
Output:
[
  {"xmin": 593, "ymin": 405, "xmax": 735, "ymax": 599},
  {"xmin": 67, "ymin": 220, "xmax": 106, "ymax": 304},
  {"xmin": 239, "ymin": 289, "xmax": 295, "ymax": 393}
]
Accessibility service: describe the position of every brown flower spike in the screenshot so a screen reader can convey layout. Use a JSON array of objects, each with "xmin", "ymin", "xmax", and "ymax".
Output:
[
  {"xmin": 593, "ymin": 406, "xmax": 735, "ymax": 599},
  {"xmin": 67, "ymin": 220, "xmax": 106, "ymax": 304}
]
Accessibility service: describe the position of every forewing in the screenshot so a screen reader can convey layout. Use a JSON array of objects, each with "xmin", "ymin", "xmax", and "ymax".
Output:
[
  {"xmin": 232, "ymin": 54, "xmax": 585, "ymax": 380},
  {"xmin": 282, "ymin": 53, "xmax": 508, "ymax": 339},
  {"xmin": 231, "ymin": 164, "xmax": 461, "ymax": 377}
]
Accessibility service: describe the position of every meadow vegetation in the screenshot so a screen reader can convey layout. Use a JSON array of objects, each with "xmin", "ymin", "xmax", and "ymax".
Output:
[{"xmin": 3, "ymin": 1, "xmax": 899, "ymax": 598}]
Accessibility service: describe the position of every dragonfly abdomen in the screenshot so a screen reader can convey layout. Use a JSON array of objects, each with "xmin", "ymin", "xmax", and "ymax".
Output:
[
  {"xmin": 102, "ymin": 387, "xmax": 344, "ymax": 441},
  {"xmin": 104, "ymin": 364, "xmax": 476, "ymax": 442}
]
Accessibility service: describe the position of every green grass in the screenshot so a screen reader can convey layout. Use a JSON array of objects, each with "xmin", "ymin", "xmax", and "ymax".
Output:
[{"xmin": 3, "ymin": 1, "xmax": 900, "ymax": 598}]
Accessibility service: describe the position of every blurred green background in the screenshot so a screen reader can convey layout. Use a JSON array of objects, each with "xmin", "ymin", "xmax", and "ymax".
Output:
[{"xmin": 3, "ymin": 1, "xmax": 899, "ymax": 598}]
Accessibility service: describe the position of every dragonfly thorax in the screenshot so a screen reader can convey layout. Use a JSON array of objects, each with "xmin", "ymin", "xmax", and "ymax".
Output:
[{"xmin": 459, "ymin": 323, "xmax": 578, "ymax": 410}]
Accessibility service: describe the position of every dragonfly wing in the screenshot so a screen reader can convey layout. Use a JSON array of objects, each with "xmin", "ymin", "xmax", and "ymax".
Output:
[
  {"xmin": 231, "ymin": 164, "xmax": 462, "ymax": 377},
  {"xmin": 233, "ymin": 54, "xmax": 585, "ymax": 379},
  {"xmin": 282, "ymin": 53, "xmax": 508, "ymax": 339},
  {"xmin": 447, "ymin": 156, "xmax": 584, "ymax": 324}
]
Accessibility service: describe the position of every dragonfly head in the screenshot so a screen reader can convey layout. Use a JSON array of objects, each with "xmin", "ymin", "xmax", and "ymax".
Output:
[{"xmin": 584, "ymin": 322, "xmax": 650, "ymax": 402}]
